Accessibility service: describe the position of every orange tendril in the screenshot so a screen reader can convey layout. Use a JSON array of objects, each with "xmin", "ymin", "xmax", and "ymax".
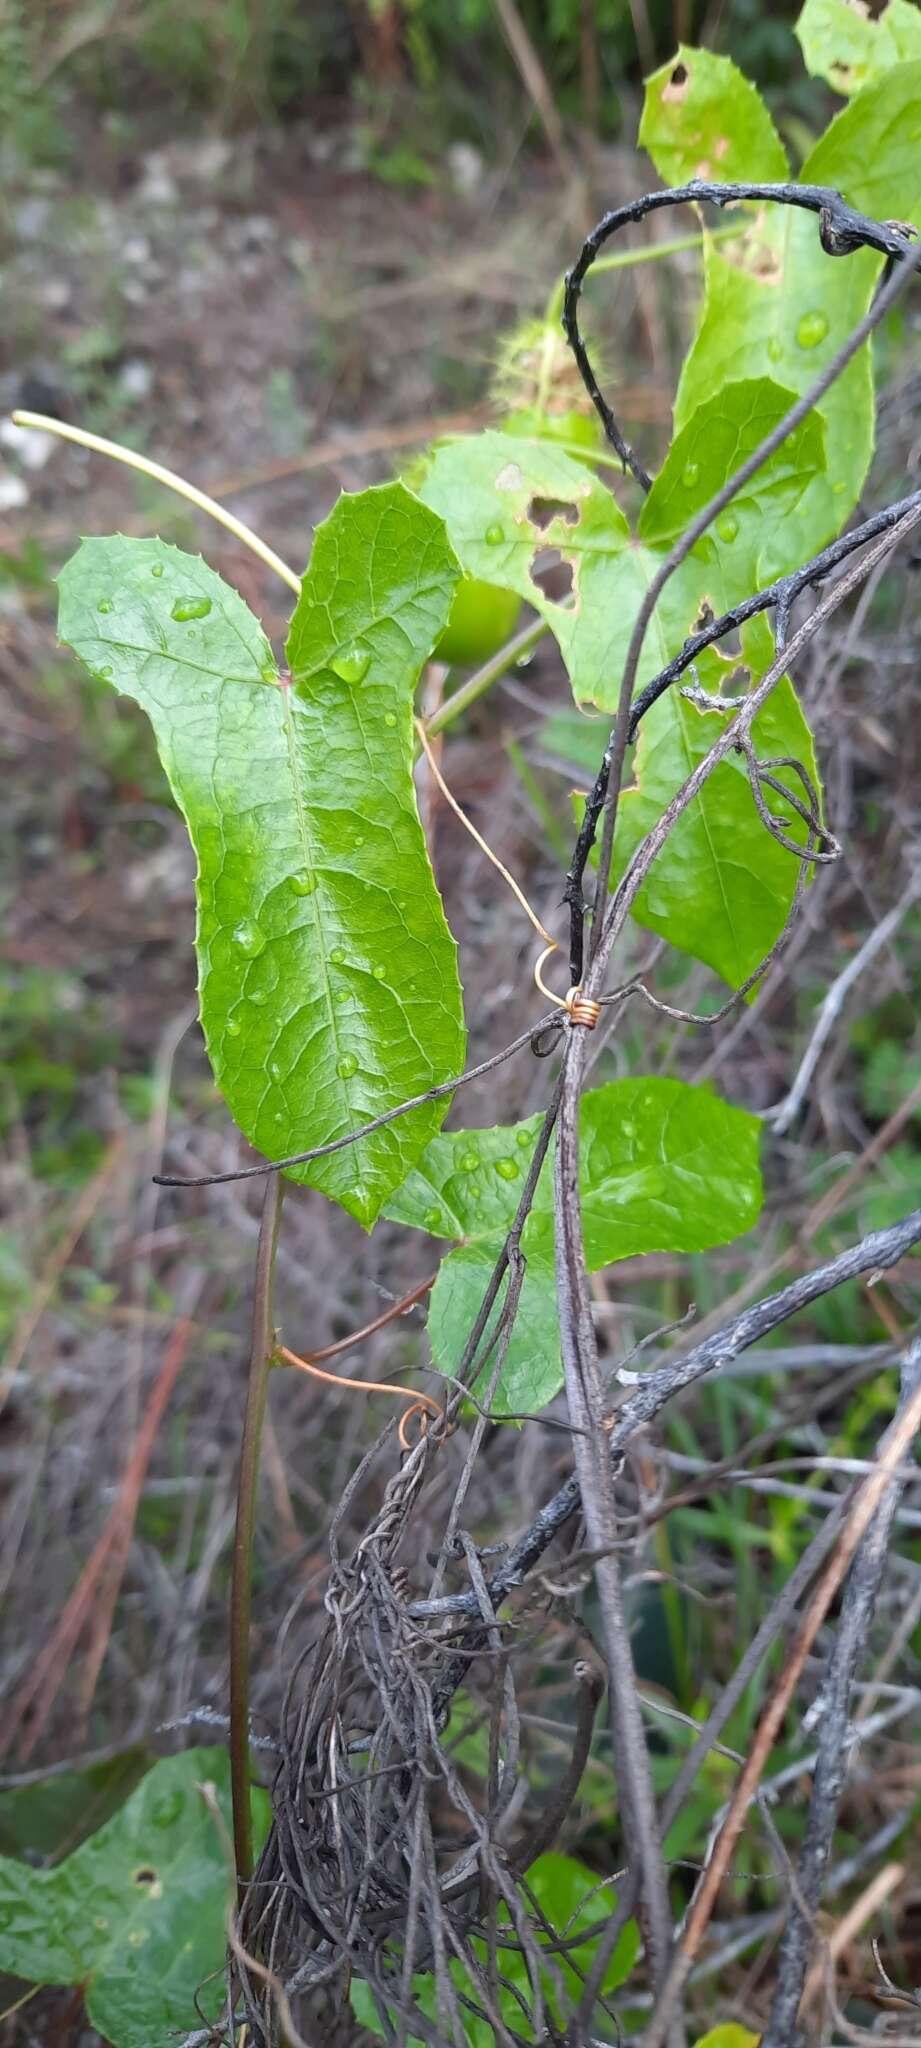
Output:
[{"xmin": 274, "ymin": 1346, "xmax": 444, "ymax": 1451}]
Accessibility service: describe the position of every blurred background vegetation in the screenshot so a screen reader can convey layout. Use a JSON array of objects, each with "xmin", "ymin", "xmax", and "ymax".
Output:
[{"xmin": 2, "ymin": 0, "xmax": 812, "ymax": 169}]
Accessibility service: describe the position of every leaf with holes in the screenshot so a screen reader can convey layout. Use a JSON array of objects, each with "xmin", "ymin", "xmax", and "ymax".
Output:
[
  {"xmin": 58, "ymin": 486, "xmax": 466, "ymax": 1227},
  {"xmin": 0, "ymin": 1748, "xmax": 269, "ymax": 2048},
  {"xmin": 419, "ymin": 381, "xmax": 823, "ymax": 712},
  {"xmin": 386, "ymin": 1079, "xmax": 762, "ymax": 1413},
  {"xmin": 639, "ymin": 44, "xmax": 789, "ymax": 183},
  {"xmin": 645, "ymin": 56, "xmax": 921, "ymax": 565},
  {"xmin": 596, "ymin": 619, "xmax": 822, "ymax": 990},
  {"xmin": 796, "ymin": 0, "xmax": 921, "ymax": 96}
]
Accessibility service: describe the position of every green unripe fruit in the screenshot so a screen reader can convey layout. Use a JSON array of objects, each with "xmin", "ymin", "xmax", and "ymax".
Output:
[{"xmin": 434, "ymin": 576, "xmax": 522, "ymax": 668}]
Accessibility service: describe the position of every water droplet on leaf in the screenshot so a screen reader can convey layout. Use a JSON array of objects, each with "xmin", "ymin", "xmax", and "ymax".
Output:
[
  {"xmin": 796, "ymin": 311, "xmax": 828, "ymax": 350},
  {"xmin": 516, "ymin": 1130, "xmax": 532, "ymax": 1148},
  {"xmin": 716, "ymin": 512, "xmax": 738, "ymax": 544},
  {"xmin": 150, "ymin": 561, "xmax": 164, "ymax": 577},
  {"xmin": 269, "ymin": 1060, "xmax": 281, "ymax": 1080},
  {"xmin": 290, "ymin": 871, "xmax": 316, "ymax": 895},
  {"xmin": 171, "ymin": 595, "xmax": 212, "ymax": 622},
  {"xmin": 232, "ymin": 919, "xmax": 265, "ymax": 958},
  {"xmin": 384, "ymin": 711, "xmax": 397, "ymax": 728},
  {"xmin": 495, "ymin": 1157, "xmax": 520, "ymax": 1181},
  {"xmin": 485, "ymin": 521, "xmax": 504, "ymax": 545},
  {"xmin": 226, "ymin": 1014, "xmax": 243, "ymax": 1038},
  {"xmin": 330, "ymin": 945, "xmax": 345, "ymax": 965},
  {"xmin": 96, "ymin": 665, "xmax": 112, "ymax": 680},
  {"xmin": 461, "ymin": 1150, "xmax": 479, "ymax": 1174},
  {"xmin": 767, "ymin": 337, "xmax": 782, "ymax": 364},
  {"xmin": 372, "ymin": 963, "xmax": 386, "ymax": 980},
  {"xmin": 425, "ymin": 1206, "xmax": 443, "ymax": 1232},
  {"xmin": 97, "ymin": 597, "xmax": 114, "ymax": 614},
  {"xmin": 337, "ymin": 1052, "xmax": 358, "ymax": 1079},
  {"xmin": 681, "ymin": 461, "xmax": 699, "ymax": 489},
  {"xmin": 330, "ymin": 643, "xmax": 370, "ymax": 684}
]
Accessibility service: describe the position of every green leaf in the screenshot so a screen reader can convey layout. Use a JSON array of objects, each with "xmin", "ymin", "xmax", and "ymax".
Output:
[
  {"xmin": 639, "ymin": 46, "xmax": 788, "ymax": 183},
  {"xmin": 420, "ymin": 384, "xmax": 823, "ymax": 711},
  {"xmin": 425, "ymin": 1239, "xmax": 561, "ymax": 1417},
  {"xmin": 0, "ymin": 1747, "xmax": 150, "ymax": 1863},
  {"xmin": 422, "ymin": 393, "xmax": 824, "ymax": 987},
  {"xmin": 351, "ymin": 1851, "xmax": 639, "ymax": 2044},
  {"xmin": 58, "ymin": 485, "xmax": 466, "ymax": 1228},
  {"xmin": 387, "ymin": 1080, "xmax": 762, "ymax": 1413},
  {"xmin": 796, "ymin": 0, "xmax": 921, "ymax": 95},
  {"xmin": 0, "ymin": 1747, "xmax": 270, "ymax": 2048},
  {"xmin": 657, "ymin": 64, "xmax": 921, "ymax": 564},
  {"xmin": 604, "ymin": 619, "xmax": 822, "ymax": 990}
]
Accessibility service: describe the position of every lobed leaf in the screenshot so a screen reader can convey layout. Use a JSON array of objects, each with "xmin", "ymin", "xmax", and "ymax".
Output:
[
  {"xmin": 386, "ymin": 1079, "xmax": 762, "ymax": 1413},
  {"xmin": 420, "ymin": 384, "xmax": 823, "ymax": 712},
  {"xmin": 422, "ymin": 391, "xmax": 824, "ymax": 984},
  {"xmin": 648, "ymin": 57, "xmax": 921, "ymax": 564},
  {"xmin": 639, "ymin": 44, "xmax": 789, "ymax": 183},
  {"xmin": 602, "ymin": 620, "xmax": 822, "ymax": 991},
  {"xmin": 0, "ymin": 1748, "xmax": 269, "ymax": 2048},
  {"xmin": 58, "ymin": 485, "xmax": 467, "ymax": 1227},
  {"xmin": 796, "ymin": 0, "xmax": 921, "ymax": 95}
]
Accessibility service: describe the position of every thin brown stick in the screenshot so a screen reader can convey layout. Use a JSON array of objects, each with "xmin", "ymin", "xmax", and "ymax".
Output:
[
  {"xmin": 642, "ymin": 1370, "xmax": 921, "ymax": 2048},
  {"xmin": 154, "ymin": 1014, "xmax": 561, "ymax": 1187},
  {"xmin": 801, "ymin": 1861, "xmax": 905, "ymax": 2016},
  {"xmin": 304, "ymin": 1273, "xmax": 437, "ymax": 1367},
  {"xmin": 1, "ymin": 1133, "xmax": 130, "ymax": 1411},
  {"xmin": 275, "ymin": 1346, "xmax": 443, "ymax": 1453},
  {"xmin": 493, "ymin": 0, "xmax": 575, "ymax": 181},
  {"xmin": 1, "ymin": 1311, "xmax": 194, "ymax": 1760},
  {"xmin": 230, "ymin": 1173, "xmax": 283, "ymax": 1894}
]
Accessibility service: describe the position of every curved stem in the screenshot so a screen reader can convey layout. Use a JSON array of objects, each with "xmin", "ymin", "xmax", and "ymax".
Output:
[
  {"xmin": 422, "ymin": 617, "xmax": 548, "ymax": 739},
  {"xmin": 230, "ymin": 1171, "xmax": 283, "ymax": 1894},
  {"xmin": 543, "ymin": 220, "xmax": 744, "ymax": 325},
  {"xmin": 11, "ymin": 410, "xmax": 301, "ymax": 595}
]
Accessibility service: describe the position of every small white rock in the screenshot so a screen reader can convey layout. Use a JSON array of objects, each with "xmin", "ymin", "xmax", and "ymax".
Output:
[
  {"xmin": 0, "ymin": 469, "xmax": 29, "ymax": 511},
  {"xmin": 119, "ymin": 357, "xmax": 153, "ymax": 401},
  {"xmin": 138, "ymin": 153, "xmax": 179, "ymax": 207},
  {"xmin": 172, "ymin": 135, "xmax": 233, "ymax": 183},
  {"xmin": 447, "ymin": 142, "xmax": 484, "ymax": 196},
  {"xmin": 0, "ymin": 420, "xmax": 55, "ymax": 470},
  {"xmin": 14, "ymin": 197, "xmax": 50, "ymax": 240},
  {"xmin": 36, "ymin": 276, "xmax": 72, "ymax": 312},
  {"xmin": 122, "ymin": 233, "xmax": 152, "ymax": 267}
]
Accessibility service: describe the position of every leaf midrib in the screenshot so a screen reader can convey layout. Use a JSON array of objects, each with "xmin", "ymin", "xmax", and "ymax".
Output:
[{"xmin": 277, "ymin": 681, "xmax": 349, "ymax": 1122}]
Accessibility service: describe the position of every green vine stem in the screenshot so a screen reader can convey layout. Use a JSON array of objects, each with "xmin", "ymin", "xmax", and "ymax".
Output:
[
  {"xmin": 423, "ymin": 617, "xmax": 547, "ymax": 738},
  {"xmin": 229, "ymin": 1170, "xmax": 284, "ymax": 1893}
]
